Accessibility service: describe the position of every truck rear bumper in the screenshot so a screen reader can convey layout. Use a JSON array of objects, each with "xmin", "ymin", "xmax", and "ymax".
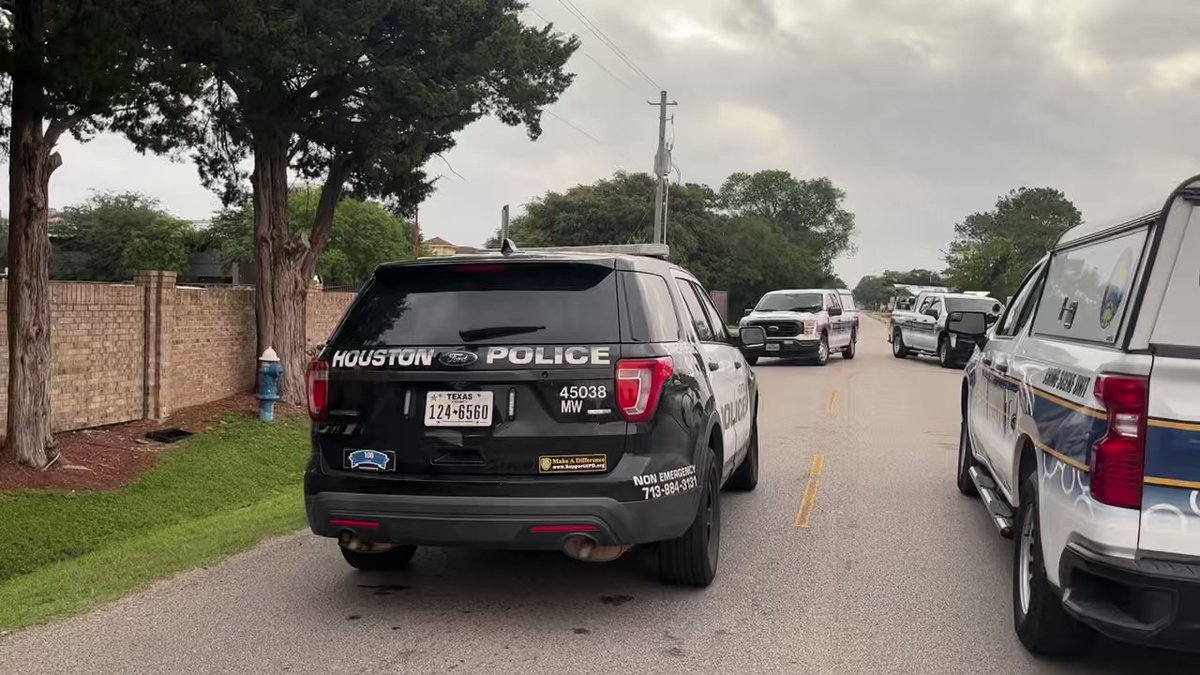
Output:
[
  {"xmin": 1060, "ymin": 544, "xmax": 1200, "ymax": 651},
  {"xmin": 306, "ymin": 489, "xmax": 698, "ymax": 550}
]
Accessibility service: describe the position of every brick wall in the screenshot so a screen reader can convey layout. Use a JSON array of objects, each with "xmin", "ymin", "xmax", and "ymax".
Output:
[
  {"xmin": 0, "ymin": 274, "xmax": 355, "ymax": 437},
  {"xmin": 306, "ymin": 289, "xmax": 356, "ymax": 351}
]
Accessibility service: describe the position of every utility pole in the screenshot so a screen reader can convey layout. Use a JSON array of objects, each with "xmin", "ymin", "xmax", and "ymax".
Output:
[{"xmin": 649, "ymin": 90, "xmax": 677, "ymax": 245}]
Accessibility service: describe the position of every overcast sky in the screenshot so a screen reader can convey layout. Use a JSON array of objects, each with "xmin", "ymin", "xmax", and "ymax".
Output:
[{"xmin": 14, "ymin": 0, "xmax": 1200, "ymax": 285}]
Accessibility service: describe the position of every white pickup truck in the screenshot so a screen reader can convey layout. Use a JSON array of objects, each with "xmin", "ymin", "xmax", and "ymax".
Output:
[{"xmin": 889, "ymin": 292, "xmax": 1003, "ymax": 367}]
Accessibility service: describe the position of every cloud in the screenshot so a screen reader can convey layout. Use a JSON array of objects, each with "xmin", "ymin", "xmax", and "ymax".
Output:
[{"xmin": 5, "ymin": 0, "xmax": 1198, "ymax": 287}]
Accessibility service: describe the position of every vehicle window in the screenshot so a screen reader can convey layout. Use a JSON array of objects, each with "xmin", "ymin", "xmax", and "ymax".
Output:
[
  {"xmin": 927, "ymin": 298, "xmax": 942, "ymax": 317},
  {"xmin": 676, "ymin": 279, "xmax": 715, "ymax": 342},
  {"xmin": 917, "ymin": 296, "xmax": 935, "ymax": 313},
  {"xmin": 689, "ymin": 281, "xmax": 730, "ymax": 342},
  {"xmin": 839, "ymin": 293, "xmax": 856, "ymax": 311},
  {"xmin": 1032, "ymin": 227, "xmax": 1149, "ymax": 344},
  {"xmin": 622, "ymin": 271, "xmax": 680, "ymax": 343},
  {"xmin": 755, "ymin": 292, "xmax": 823, "ymax": 312},
  {"xmin": 995, "ymin": 264, "xmax": 1046, "ymax": 337},
  {"xmin": 826, "ymin": 293, "xmax": 841, "ymax": 310},
  {"xmin": 329, "ymin": 263, "xmax": 619, "ymax": 347},
  {"xmin": 944, "ymin": 296, "xmax": 1003, "ymax": 315}
]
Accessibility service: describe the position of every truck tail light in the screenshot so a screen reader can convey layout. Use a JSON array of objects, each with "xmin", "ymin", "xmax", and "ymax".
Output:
[
  {"xmin": 1090, "ymin": 374, "xmax": 1148, "ymax": 509},
  {"xmin": 306, "ymin": 360, "xmax": 329, "ymax": 421},
  {"xmin": 616, "ymin": 357, "xmax": 673, "ymax": 423}
]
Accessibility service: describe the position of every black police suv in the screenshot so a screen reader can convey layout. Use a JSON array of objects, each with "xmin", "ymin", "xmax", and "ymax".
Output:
[{"xmin": 304, "ymin": 245, "xmax": 766, "ymax": 586}]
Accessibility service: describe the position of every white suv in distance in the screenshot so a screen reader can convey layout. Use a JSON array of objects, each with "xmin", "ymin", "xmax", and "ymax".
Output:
[{"xmin": 957, "ymin": 174, "xmax": 1200, "ymax": 655}]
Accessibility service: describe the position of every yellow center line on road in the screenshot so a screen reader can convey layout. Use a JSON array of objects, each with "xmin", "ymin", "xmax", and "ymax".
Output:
[
  {"xmin": 827, "ymin": 389, "xmax": 838, "ymax": 413},
  {"xmin": 794, "ymin": 454, "xmax": 825, "ymax": 529}
]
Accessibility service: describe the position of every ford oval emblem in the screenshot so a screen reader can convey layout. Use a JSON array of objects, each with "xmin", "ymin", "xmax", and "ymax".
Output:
[{"xmin": 438, "ymin": 351, "xmax": 478, "ymax": 368}]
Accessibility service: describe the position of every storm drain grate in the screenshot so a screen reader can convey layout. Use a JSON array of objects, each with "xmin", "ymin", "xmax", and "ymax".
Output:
[{"xmin": 145, "ymin": 428, "xmax": 194, "ymax": 444}]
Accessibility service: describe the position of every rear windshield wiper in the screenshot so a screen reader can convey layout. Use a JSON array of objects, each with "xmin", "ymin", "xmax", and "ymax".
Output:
[{"xmin": 459, "ymin": 325, "xmax": 547, "ymax": 342}]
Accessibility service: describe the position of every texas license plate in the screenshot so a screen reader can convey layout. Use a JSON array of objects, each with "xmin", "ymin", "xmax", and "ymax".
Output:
[
  {"xmin": 766, "ymin": 343, "xmax": 781, "ymax": 352},
  {"xmin": 424, "ymin": 391, "xmax": 494, "ymax": 427}
]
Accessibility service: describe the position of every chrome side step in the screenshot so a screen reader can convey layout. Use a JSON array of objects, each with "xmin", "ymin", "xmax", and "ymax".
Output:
[{"xmin": 969, "ymin": 466, "xmax": 1014, "ymax": 538}]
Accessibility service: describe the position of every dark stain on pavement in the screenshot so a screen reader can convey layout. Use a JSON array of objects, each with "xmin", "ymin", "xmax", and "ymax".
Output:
[
  {"xmin": 573, "ymin": 628, "xmax": 590, "ymax": 635},
  {"xmin": 599, "ymin": 594, "xmax": 635, "ymax": 606},
  {"xmin": 346, "ymin": 614, "xmax": 361, "ymax": 621},
  {"xmin": 357, "ymin": 583, "xmax": 411, "ymax": 596},
  {"xmin": 666, "ymin": 646, "xmax": 687, "ymax": 658}
]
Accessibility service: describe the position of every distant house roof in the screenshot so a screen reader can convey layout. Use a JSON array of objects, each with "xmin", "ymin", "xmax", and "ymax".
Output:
[{"xmin": 426, "ymin": 236, "xmax": 455, "ymax": 247}]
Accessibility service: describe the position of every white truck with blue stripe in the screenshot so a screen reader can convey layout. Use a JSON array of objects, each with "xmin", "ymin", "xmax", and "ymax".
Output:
[{"xmin": 957, "ymin": 174, "xmax": 1200, "ymax": 655}]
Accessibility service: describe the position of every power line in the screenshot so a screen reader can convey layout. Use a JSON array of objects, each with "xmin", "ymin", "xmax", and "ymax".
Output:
[
  {"xmin": 557, "ymin": 0, "xmax": 661, "ymax": 91},
  {"xmin": 544, "ymin": 110, "xmax": 638, "ymax": 166},
  {"xmin": 582, "ymin": 53, "xmax": 639, "ymax": 94}
]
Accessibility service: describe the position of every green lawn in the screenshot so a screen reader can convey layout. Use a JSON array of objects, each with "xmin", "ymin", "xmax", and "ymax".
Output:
[{"xmin": 0, "ymin": 414, "xmax": 309, "ymax": 631}]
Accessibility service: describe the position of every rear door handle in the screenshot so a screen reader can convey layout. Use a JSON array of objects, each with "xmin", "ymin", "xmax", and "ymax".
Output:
[{"xmin": 708, "ymin": 362, "xmax": 719, "ymax": 372}]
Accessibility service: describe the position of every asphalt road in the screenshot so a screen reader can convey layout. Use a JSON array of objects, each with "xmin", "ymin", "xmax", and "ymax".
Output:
[{"xmin": 2, "ymin": 317, "xmax": 1193, "ymax": 674}]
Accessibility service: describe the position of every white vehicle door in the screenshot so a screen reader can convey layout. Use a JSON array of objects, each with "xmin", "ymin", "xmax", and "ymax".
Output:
[
  {"xmin": 674, "ymin": 275, "xmax": 744, "ymax": 472},
  {"xmin": 910, "ymin": 296, "xmax": 940, "ymax": 351},
  {"xmin": 972, "ymin": 263, "xmax": 1046, "ymax": 491},
  {"xmin": 825, "ymin": 292, "xmax": 849, "ymax": 348}
]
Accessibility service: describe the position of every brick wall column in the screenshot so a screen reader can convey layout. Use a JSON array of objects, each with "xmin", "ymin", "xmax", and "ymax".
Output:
[{"xmin": 135, "ymin": 270, "xmax": 177, "ymax": 420}]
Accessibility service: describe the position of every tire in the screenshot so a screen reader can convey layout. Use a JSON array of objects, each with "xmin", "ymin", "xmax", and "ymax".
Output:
[
  {"xmin": 745, "ymin": 355, "xmax": 759, "ymax": 366},
  {"xmin": 842, "ymin": 331, "xmax": 857, "ymax": 360},
  {"xmin": 938, "ymin": 335, "xmax": 956, "ymax": 368},
  {"xmin": 956, "ymin": 417, "xmax": 978, "ymax": 497},
  {"xmin": 892, "ymin": 328, "xmax": 909, "ymax": 359},
  {"xmin": 659, "ymin": 448, "xmax": 721, "ymax": 587},
  {"xmin": 812, "ymin": 334, "xmax": 830, "ymax": 366},
  {"xmin": 727, "ymin": 413, "xmax": 758, "ymax": 491},
  {"xmin": 340, "ymin": 544, "xmax": 418, "ymax": 571},
  {"xmin": 1012, "ymin": 474, "xmax": 1092, "ymax": 655}
]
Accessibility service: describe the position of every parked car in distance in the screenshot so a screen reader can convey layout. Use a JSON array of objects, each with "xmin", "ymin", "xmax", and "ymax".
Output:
[
  {"xmin": 958, "ymin": 173, "xmax": 1200, "ymax": 655},
  {"xmin": 890, "ymin": 292, "xmax": 1003, "ymax": 368},
  {"xmin": 739, "ymin": 289, "xmax": 856, "ymax": 366}
]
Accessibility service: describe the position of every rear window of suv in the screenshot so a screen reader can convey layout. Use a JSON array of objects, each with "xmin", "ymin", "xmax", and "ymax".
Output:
[{"xmin": 330, "ymin": 262, "xmax": 619, "ymax": 347}]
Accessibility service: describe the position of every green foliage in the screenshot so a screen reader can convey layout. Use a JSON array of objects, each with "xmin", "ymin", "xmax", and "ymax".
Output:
[
  {"xmin": 205, "ymin": 188, "xmax": 416, "ymax": 288},
  {"xmin": 718, "ymin": 170, "xmax": 857, "ymax": 277},
  {"xmin": 495, "ymin": 171, "xmax": 852, "ymax": 317},
  {"xmin": 52, "ymin": 192, "xmax": 194, "ymax": 281},
  {"xmin": 944, "ymin": 187, "xmax": 1081, "ymax": 301}
]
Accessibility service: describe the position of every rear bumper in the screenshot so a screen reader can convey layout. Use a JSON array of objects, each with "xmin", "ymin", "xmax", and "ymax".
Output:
[
  {"xmin": 1060, "ymin": 545, "xmax": 1200, "ymax": 651},
  {"xmin": 306, "ymin": 489, "xmax": 698, "ymax": 549}
]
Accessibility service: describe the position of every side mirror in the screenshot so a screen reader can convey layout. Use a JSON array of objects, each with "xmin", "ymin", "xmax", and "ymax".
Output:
[
  {"xmin": 924, "ymin": 308, "xmax": 939, "ymax": 319},
  {"xmin": 743, "ymin": 308, "xmax": 752, "ymax": 316},
  {"xmin": 828, "ymin": 307, "xmax": 843, "ymax": 317},
  {"xmin": 739, "ymin": 325, "xmax": 767, "ymax": 350}
]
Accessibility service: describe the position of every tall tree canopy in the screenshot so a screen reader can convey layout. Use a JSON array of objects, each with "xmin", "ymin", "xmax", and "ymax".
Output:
[
  {"xmin": 718, "ymin": 170, "xmax": 856, "ymax": 277},
  {"xmin": 1, "ymin": 0, "xmax": 199, "ymax": 467},
  {"xmin": 497, "ymin": 171, "xmax": 850, "ymax": 317},
  {"xmin": 944, "ymin": 187, "xmax": 1081, "ymax": 301},
  {"xmin": 145, "ymin": 0, "xmax": 578, "ymax": 403},
  {"xmin": 52, "ymin": 192, "xmax": 193, "ymax": 281},
  {"xmin": 206, "ymin": 187, "xmax": 418, "ymax": 289}
]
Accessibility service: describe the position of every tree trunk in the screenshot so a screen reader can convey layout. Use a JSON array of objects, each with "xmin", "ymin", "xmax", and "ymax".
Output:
[
  {"xmin": 271, "ymin": 257, "xmax": 308, "ymax": 406},
  {"xmin": 250, "ymin": 147, "xmax": 287, "ymax": 360},
  {"xmin": 6, "ymin": 0, "xmax": 57, "ymax": 468}
]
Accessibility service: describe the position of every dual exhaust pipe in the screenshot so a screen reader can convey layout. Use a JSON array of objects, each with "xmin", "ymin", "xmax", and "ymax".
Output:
[{"xmin": 337, "ymin": 529, "xmax": 629, "ymax": 562}]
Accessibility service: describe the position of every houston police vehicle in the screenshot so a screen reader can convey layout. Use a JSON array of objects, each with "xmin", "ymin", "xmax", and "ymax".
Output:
[
  {"xmin": 737, "ymin": 288, "xmax": 857, "ymax": 365},
  {"xmin": 957, "ymin": 175, "xmax": 1200, "ymax": 654},
  {"xmin": 304, "ymin": 242, "xmax": 765, "ymax": 587},
  {"xmin": 889, "ymin": 292, "xmax": 1003, "ymax": 368}
]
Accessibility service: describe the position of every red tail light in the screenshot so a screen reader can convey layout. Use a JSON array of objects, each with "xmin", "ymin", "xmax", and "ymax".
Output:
[
  {"xmin": 616, "ymin": 357, "xmax": 673, "ymax": 423},
  {"xmin": 1091, "ymin": 373, "xmax": 1148, "ymax": 509},
  {"xmin": 306, "ymin": 360, "xmax": 329, "ymax": 421}
]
